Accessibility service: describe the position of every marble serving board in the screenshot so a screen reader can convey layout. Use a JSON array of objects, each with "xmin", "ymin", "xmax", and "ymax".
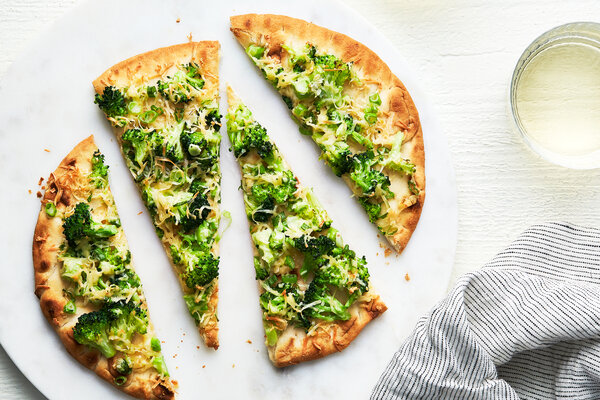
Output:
[{"xmin": 0, "ymin": 0, "xmax": 457, "ymax": 398}]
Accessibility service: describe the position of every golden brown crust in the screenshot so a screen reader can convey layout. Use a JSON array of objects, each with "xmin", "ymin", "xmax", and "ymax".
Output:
[
  {"xmin": 230, "ymin": 14, "xmax": 425, "ymax": 253},
  {"xmin": 269, "ymin": 295, "xmax": 387, "ymax": 367},
  {"xmin": 93, "ymin": 42, "xmax": 221, "ymax": 349},
  {"xmin": 32, "ymin": 136, "xmax": 175, "ymax": 400}
]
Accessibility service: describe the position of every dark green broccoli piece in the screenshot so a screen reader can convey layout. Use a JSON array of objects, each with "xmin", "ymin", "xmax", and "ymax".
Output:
[
  {"xmin": 182, "ymin": 253, "xmax": 219, "ymax": 288},
  {"xmin": 293, "ymin": 235, "xmax": 336, "ymax": 259},
  {"xmin": 62, "ymin": 203, "xmax": 118, "ymax": 247},
  {"xmin": 180, "ymin": 129, "xmax": 217, "ymax": 168},
  {"xmin": 311, "ymin": 53, "xmax": 351, "ymax": 86},
  {"xmin": 325, "ymin": 145, "xmax": 353, "ymax": 177},
  {"xmin": 230, "ymin": 123, "xmax": 273, "ymax": 159},
  {"xmin": 252, "ymin": 195, "xmax": 275, "ymax": 223},
  {"xmin": 358, "ymin": 197, "xmax": 383, "ymax": 222},
  {"xmin": 183, "ymin": 63, "xmax": 205, "ymax": 90},
  {"xmin": 121, "ymin": 129, "xmax": 163, "ymax": 166},
  {"xmin": 95, "ymin": 86, "xmax": 128, "ymax": 118},
  {"xmin": 350, "ymin": 151, "xmax": 391, "ymax": 196},
  {"xmin": 111, "ymin": 268, "xmax": 141, "ymax": 289},
  {"xmin": 177, "ymin": 193, "xmax": 210, "ymax": 232},
  {"xmin": 205, "ymin": 109, "xmax": 222, "ymax": 132},
  {"xmin": 92, "ymin": 150, "xmax": 108, "ymax": 179},
  {"xmin": 72, "ymin": 309, "xmax": 115, "ymax": 357},
  {"xmin": 282, "ymin": 95, "xmax": 294, "ymax": 109}
]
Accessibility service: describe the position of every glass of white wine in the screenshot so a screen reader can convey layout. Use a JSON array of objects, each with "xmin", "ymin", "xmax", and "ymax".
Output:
[{"xmin": 510, "ymin": 22, "xmax": 600, "ymax": 169}]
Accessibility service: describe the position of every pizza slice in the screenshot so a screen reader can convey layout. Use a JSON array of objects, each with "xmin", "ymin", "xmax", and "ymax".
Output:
[
  {"xmin": 226, "ymin": 86, "xmax": 387, "ymax": 367},
  {"xmin": 92, "ymin": 42, "xmax": 222, "ymax": 349},
  {"xmin": 33, "ymin": 136, "xmax": 174, "ymax": 399},
  {"xmin": 230, "ymin": 14, "xmax": 426, "ymax": 253}
]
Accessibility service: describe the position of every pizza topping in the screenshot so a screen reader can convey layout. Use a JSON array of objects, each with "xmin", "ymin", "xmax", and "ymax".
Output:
[
  {"xmin": 96, "ymin": 61, "xmax": 222, "ymax": 341},
  {"xmin": 227, "ymin": 98, "xmax": 375, "ymax": 346},
  {"xmin": 245, "ymin": 42, "xmax": 419, "ymax": 236}
]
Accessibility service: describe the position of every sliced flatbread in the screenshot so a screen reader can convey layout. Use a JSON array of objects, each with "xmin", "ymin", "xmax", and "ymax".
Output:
[
  {"xmin": 230, "ymin": 14, "xmax": 425, "ymax": 253},
  {"xmin": 226, "ymin": 86, "xmax": 387, "ymax": 367},
  {"xmin": 33, "ymin": 136, "xmax": 174, "ymax": 399},
  {"xmin": 93, "ymin": 42, "xmax": 222, "ymax": 348}
]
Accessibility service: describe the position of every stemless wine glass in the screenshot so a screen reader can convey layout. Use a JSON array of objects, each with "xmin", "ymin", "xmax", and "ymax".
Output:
[{"xmin": 510, "ymin": 22, "xmax": 600, "ymax": 169}]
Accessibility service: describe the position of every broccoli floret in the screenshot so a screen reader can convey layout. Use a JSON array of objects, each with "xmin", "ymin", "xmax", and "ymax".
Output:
[
  {"xmin": 164, "ymin": 124, "xmax": 185, "ymax": 163},
  {"xmin": 311, "ymin": 53, "xmax": 351, "ymax": 87},
  {"xmin": 111, "ymin": 267, "xmax": 141, "ymax": 289},
  {"xmin": 349, "ymin": 151, "xmax": 391, "ymax": 196},
  {"xmin": 72, "ymin": 309, "xmax": 115, "ymax": 357},
  {"xmin": 90, "ymin": 150, "xmax": 109, "ymax": 188},
  {"xmin": 293, "ymin": 235, "xmax": 336, "ymax": 259},
  {"xmin": 324, "ymin": 145, "xmax": 353, "ymax": 177},
  {"xmin": 231, "ymin": 122, "xmax": 273, "ymax": 159},
  {"xmin": 95, "ymin": 86, "xmax": 128, "ymax": 118},
  {"xmin": 121, "ymin": 128, "xmax": 163, "ymax": 166},
  {"xmin": 182, "ymin": 253, "xmax": 219, "ymax": 288},
  {"xmin": 178, "ymin": 193, "xmax": 210, "ymax": 232},
  {"xmin": 205, "ymin": 109, "xmax": 222, "ymax": 132},
  {"xmin": 252, "ymin": 195, "xmax": 275, "ymax": 223},
  {"xmin": 180, "ymin": 129, "xmax": 217, "ymax": 168},
  {"xmin": 105, "ymin": 300, "xmax": 148, "ymax": 341},
  {"xmin": 358, "ymin": 197, "xmax": 383, "ymax": 222},
  {"xmin": 62, "ymin": 203, "xmax": 118, "ymax": 247}
]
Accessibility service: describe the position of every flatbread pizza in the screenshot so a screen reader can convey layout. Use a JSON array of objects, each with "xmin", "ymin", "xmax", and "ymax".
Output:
[{"xmin": 33, "ymin": 136, "xmax": 174, "ymax": 399}]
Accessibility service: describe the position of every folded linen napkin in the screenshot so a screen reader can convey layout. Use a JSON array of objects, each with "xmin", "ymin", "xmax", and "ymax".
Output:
[{"xmin": 371, "ymin": 222, "xmax": 600, "ymax": 399}]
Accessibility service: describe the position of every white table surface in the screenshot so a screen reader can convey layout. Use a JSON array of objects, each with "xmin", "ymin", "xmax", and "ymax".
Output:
[{"xmin": 1, "ymin": 0, "xmax": 599, "ymax": 398}]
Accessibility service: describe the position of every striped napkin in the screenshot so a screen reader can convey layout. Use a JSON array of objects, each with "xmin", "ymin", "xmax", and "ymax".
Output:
[{"xmin": 372, "ymin": 222, "xmax": 600, "ymax": 399}]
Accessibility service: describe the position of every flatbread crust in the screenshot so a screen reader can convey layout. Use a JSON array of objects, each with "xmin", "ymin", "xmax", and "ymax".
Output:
[
  {"xmin": 230, "ymin": 14, "xmax": 426, "ymax": 253},
  {"xmin": 227, "ymin": 86, "xmax": 387, "ymax": 367},
  {"xmin": 32, "ymin": 136, "xmax": 174, "ymax": 400},
  {"xmin": 270, "ymin": 294, "xmax": 387, "ymax": 367},
  {"xmin": 92, "ymin": 42, "xmax": 220, "ymax": 349}
]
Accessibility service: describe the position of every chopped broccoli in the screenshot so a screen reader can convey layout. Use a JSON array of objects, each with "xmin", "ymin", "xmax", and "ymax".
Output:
[
  {"xmin": 205, "ymin": 109, "xmax": 222, "ymax": 132},
  {"xmin": 177, "ymin": 193, "xmax": 210, "ymax": 232},
  {"xmin": 183, "ymin": 290, "xmax": 211, "ymax": 324},
  {"xmin": 180, "ymin": 129, "xmax": 218, "ymax": 168},
  {"xmin": 323, "ymin": 144, "xmax": 353, "ymax": 177},
  {"xmin": 62, "ymin": 203, "xmax": 118, "ymax": 247},
  {"xmin": 72, "ymin": 309, "xmax": 115, "ymax": 357},
  {"xmin": 293, "ymin": 235, "xmax": 336, "ymax": 259},
  {"xmin": 152, "ymin": 355, "xmax": 169, "ymax": 377},
  {"xmin": 164, "ymin": 123, "xmax": 185, "ymax": 163},
  {"xmin": 230, "ymin": 122, "xmax": 273, "ymax": 159},
  {"xmin": 349, "ymin": 151, "xmax": 391, "ymax": 196},
  {"xmin": 90, "ymin": 150, "xmax": 109, "ymax": 188},
  {"xmin": 95, "ymin": 86, "xmax": 128, "ymax": 118},
  {"xmin": 121, "ymin": 128, "xmax": 163, "ymax": 167},
  {"xmin": 302, "ymin": 278, "xmax": 351, "ymax": 322},
  {"xmin": 181, "ymin": 253, "xmax": 219, "ymax": 288},
  {"xmin": 157, "ymin": 63, "xmax": 204, "ymax": 103},
  {"xmin": 115, "ymin": 356, "xmax": 132, "ymax": 375},
  {"xmin": 358, "ymin": 197, "xmax": 383, "ymax": 222}
]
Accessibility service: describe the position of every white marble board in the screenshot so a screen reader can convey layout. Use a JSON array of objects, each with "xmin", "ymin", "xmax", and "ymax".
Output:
[{"xmin": 0, "ymin": 0, "xmax": 457, "ymax": 398}]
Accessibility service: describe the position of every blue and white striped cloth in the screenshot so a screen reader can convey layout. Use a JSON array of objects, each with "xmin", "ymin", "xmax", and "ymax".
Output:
[{"xmin": 372, "ymin": 222, "xmax": 600, "ymax": 399}]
